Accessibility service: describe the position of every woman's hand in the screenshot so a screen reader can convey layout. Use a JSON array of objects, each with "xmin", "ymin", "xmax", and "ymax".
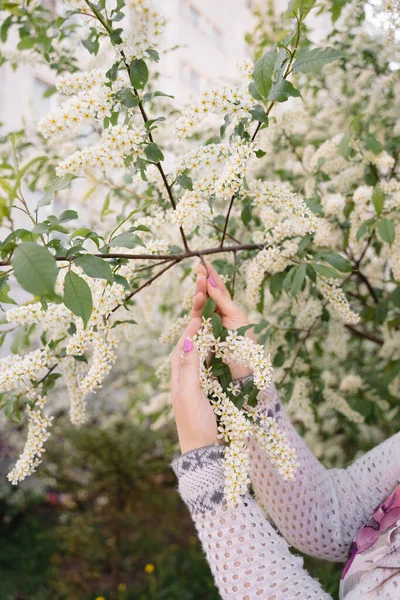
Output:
[
  {"xmin": 171, "ymin": 317, "xmax": 218, "ymax": 454},
  {"xmin": 192, "ymin": 261, "xmax": 255, "ymax": 379}
]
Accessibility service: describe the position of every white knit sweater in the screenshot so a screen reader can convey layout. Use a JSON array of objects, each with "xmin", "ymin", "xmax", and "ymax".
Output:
[{"xmin": 171, "ymin": 379, "xmax": 400, "ymax": 599}]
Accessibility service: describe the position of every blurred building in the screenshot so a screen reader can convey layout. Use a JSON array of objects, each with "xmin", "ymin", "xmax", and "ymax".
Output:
[{"xmin": 0, "ymin": 0, "xmax": 257, "ymax": 131}]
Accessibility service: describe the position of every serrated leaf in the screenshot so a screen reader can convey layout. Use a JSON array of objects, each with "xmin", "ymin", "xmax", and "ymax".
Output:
[
  {"xmin": 291, "ymin": 263, "xmax": 306, "ymax": 296},
  {"xmin": 144, "ymin": 142, "xmax": 164, "ymax": 163},
  {"xmin": 313, "ymin": 263, "xmax": 342, "ymax": 278},
  {"xmin": 39, "ymin": 174, "xmax": 75, "ymax": 207},
  {"xmin": 372, "ymin": 184, "xmax": 384, "ymax": 216},
  {"xmin": 202, "ymin": 297, "xmax": 216, "ymax": 319},
  {"xmin": 293, "ymin": 47, "xmax": 346, "ymax": 74},
  {"xmin": 74, "ymin": 255, "xmax": 113, "ymax": 283},
  {"xmin": 12, "ymin": 243, "xmax": 58, "ymax": 296},
  {"xmin": 212, "ymin": 313, "xmax": 223, "ymax": 338},
  {"xmin": 377, "ymin": 218, "xmax": 395, "ymax": 246},
  {"xmin": 177, "ymin": 173, "xmax": 193, "ymax": 190},
  {"xmin": 249, "ymin": 105, "xmax": 269, "ymax": 124},
  {"xmin": 109, "ymin": 232, "xmax": 145, "ymax": 248},
  {"xmin": 241, "ymin": 202, "xmax": 252, "ymax": 226},
  {"xmin": 253, "ymin": 48, "xmax": 276, "ymax": 99},
  {"xmin": 129, "ymin": 59, "xmax": 149, "ymax": 89},
  {"xmin": 58, "ymin": 210, "xmax": 78, "ymax": 223},
  {"xmin": 338, "ymin": 133, "xmax": 351, "ymax": 159},
  {"xmin": 63, "ymin": 271, "xmax": 93, "ymax": 328},
  {"xmin": 268, "ymin": 79, "xmax": 301, "ymax": 102},
  {"xmin": 319, "ymin": 252, "xmax": 352, "ymax": 273}
]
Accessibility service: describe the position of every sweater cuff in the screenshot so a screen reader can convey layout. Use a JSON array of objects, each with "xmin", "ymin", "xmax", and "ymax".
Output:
[{"xmin": 171, "ymin": 443, "xmax": 226, "ymax": 516}]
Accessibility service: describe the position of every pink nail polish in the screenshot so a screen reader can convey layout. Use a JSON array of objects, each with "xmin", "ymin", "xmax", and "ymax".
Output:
[
  {"xmin": 183, "ymin": 338, "xmax": 193, "ymax": 353},
  {"xmin": 209, "ymin": 275, "xmax": 217, "ymax": 288}
]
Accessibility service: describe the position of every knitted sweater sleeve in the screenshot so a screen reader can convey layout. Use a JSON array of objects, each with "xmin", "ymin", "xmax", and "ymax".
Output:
[
  {"xmin": 245, "ymin": 377, "xmax": 400, "ymax": 562},
  {"xmin": 171, "ymin": 443, "xmax": 332, "ymax": 600}
]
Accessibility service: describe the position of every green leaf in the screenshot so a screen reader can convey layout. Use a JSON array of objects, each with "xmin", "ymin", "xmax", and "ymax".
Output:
[
  {"xmin": 253, "ymin": 49, "xmax": 276, "ymax": 99},
  {"xmin": 1, "ymin": 15, "xmax": 13, "ymax": 43},
  {"xmin": 318, "ymin": 252, "xmax": 352, "ymax": 273},
  {"xmin": 313, "ymin": 263, "xmax": 342, "ymax": 278},
  {"xmin": 247, "ymin": 388, "xmax": 259, "ymax": 407},
  {"xmin": 249, "ymin": 105, "xmax": 269, "ymax": 124},
  {"xmin": 291, "ymin": 263, "xmax": 306, "ymax": 296},
  {"xmin": 364, "ymin": 134, "xmax": 382, "ymax": 155},
  {"xmin": 270, "ymin": 272, "xmax": 286, "ymax": 298},
  {"xmin": 372, "ymin": 184, "xmax": 384, "ymax": 216},
  {"xmin": 377, "ymin": 218, "xmax": 395, "ymax": 246},
  {"xmin": 109, "ymin": 232, "xmax": 145, "ymax": 248},
  {"xmin": 268, "ymin": 79, "xmax": 301, "ymax": 102},
  {"xmin": 0, "ymin": 283, "xmax": 16, "ymax": 304},
  {"xmin": 119, "ymin": 88, "xmax": 139, "ymax": 108},
  {"xmin": 241, "ymin": 202, "xmax": 252, "ymax": 226},
  {"xmin": 4, "ymin": 398, "xmax": 21, "ymax": 424},
  {"xmin": 74, "ymin": 255, "xmax": 113, "ymax": 283},
  {"xmin": 285, "ymin": 0, "xmax": 317, "ymax": 18},
  {"xmin": 12, "ymin": 243, "xmax": 58, "ymax": 296},
  {"xmin": 177, "ymin": 173, "xmax": 193, "ymax": 190},
  {"xmin": 39, "ymin": 174, "xmax": 75, "ymax": 207},
  {"xmin": 63, "ymin": 271, "xmax": 93, "ymax": 328},
  {"xmin": 17, "ymin": 36, "xmax": 36, "ymax": 50},
  {"xmin": 43, "ymin": 85, "xmax": 57, "ymax": 98},
  {"xmin": 129, "ymin": 59, "xmax": 149, "ymax": 89},
  {"xmin": 202, "ymin": 297, "xmax": 216, "ymax": 319},
  {"xmin": 338, "ymin": 133, "xmax": 351, "ymax": 159},
  {"xmin": 255, "ymin": 149, "xmax": 266, "ymax": 158},
  {"xmin": 292, "ymin": 47, "xmax": 347, "ymax": 74},
  {"xmin": 58, "ymin": 209, "xmax": 78, "ymax": 223},
  {"xmin": 212, "ymin": 313, "xmax": 223, "ymax": 338},
  {"xmin": 144, "ymin": 143, "xmax": 164, "ymax": 163}
]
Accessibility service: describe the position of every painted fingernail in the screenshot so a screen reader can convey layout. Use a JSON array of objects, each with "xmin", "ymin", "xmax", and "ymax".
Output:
[
  {"xmin": 183, "ymin": 338, "xmax": 193, "ymax": 353},
  {"xmin": 209, "ymin": 275, "xmax": 217, "ymax": 288}
]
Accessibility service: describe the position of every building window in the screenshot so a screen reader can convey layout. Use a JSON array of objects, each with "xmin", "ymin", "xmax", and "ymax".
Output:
[{"xmin": 180, "ymin": 1, "xmax": 223, "ymax": 47}]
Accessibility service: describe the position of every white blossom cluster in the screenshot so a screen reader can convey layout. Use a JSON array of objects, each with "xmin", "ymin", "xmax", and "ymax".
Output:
[
  {"xmin": 7, "ymin": 396, "xmax": 54, "ymax": 485},
  {"xmin": 38, "ymin": 69, "xmax": 113, "ymax": 139},
  {"xmin": 245, "ymin": 243, "xmax": 297, "ymax": 307},
  {"xmin": 0, "ymin": 348, "xmax": 53, "ymax": 395},
  {"xmin": 292, "ymin": 293, "xmax": 323, "ymax": 330},
  {"xmin": 160, "ymin": 315, "xmax": 191, "ymax": 345},
  {"xmin": 121, "ymin": 0, "xmax": 166, "ymax": 62},
  {"xmin": 192, "ymin": 318, "xmax": 297, "ymax": 504},
  {"xmin": 317, "ymin": 278, "xmax": 360, "ymax": 325},
  {"xmin": 287, "ymin": 377, "xmax": 315, "ymax": 427},
  {"xmin": 251, "ymin": 180, "xmax": 318, "ymax": 233},
  {"xmin": 174, "ymin": 60, "xmax": 256, "ymax": 138},
  {"xmin": 323, "ymin": 387, "xmax": 364, "ymax": 424},
  {"xmin": 56, "ymin": 124, "xmax": 145, "ymax": 176},
  {"xmin": 61, "ymin": 356, "xmax": 89, "ymax": 425},
  {"xmin": 171, "ymin": 137, "xmax": 255, "ymax": 232}
]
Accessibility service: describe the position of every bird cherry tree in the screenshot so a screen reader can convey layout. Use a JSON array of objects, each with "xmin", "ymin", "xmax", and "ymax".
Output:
[{"xmin": 0, "ymin": 0, "xmax": 399, "ymax": 503}]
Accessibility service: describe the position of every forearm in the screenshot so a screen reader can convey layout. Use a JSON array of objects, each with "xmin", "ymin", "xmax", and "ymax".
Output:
[
  {"xmin": 244, "ymin": 377, "xmax": 400, "ymax": 561},
  {"xmin": 172, "ymin": 444, "xmax": 332, "ymax": 600}
]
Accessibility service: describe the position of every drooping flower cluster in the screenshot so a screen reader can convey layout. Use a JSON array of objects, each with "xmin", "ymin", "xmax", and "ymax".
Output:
[
  {"xmin": 193, "ymin": 318, "xmax": 297, "ymax": 504},
  {"xmin": 174, "ymin": 60, "xmax": 256, "ymax": 139},
  {"xmin": 38, "ymin": 69, "xmax": 113, "ymax": 139},
  {"xmin": 171, "ymin": 137, "xmax": 255, "ymax": 232},
  {"xmin": 122, "ymin": 0, "xmax": 166, "ymax": 61},
  {"xmin": 56, "ymin": 124, "xmax": 145, "ymax": 176},
  {"xmin": 318, "ymin": 278, "xmax": 360, "ymax": 325},
  {"xmin": 7, "ymin": 396, "xmax": 54, "ymax": 485},
  {"xmin": 0, "ymin": 348, "xmax": 53, "ymax": 395}
]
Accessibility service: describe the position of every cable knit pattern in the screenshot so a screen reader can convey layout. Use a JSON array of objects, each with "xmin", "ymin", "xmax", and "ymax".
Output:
[{"xmin": 171, "ymin": 378, "xmax": 400, "ymax": 599}]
